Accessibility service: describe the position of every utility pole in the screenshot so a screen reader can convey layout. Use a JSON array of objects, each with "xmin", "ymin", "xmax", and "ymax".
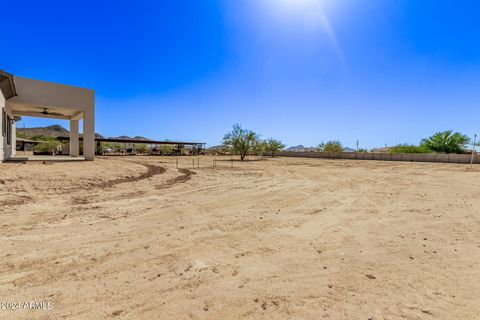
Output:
[
  {"xmin": 470, "ymin": 134, "xmax": 477, "ymax": 168},
  {"xmin": 356, "ymin": 140, "xmax": 359, "ymax": 151}
]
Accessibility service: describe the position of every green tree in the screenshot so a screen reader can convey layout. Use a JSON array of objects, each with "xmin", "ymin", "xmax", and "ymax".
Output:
[
  {"xmin": 134, "ymin": 143, "xmax": 148, "ymax": 154},
  {"xmin": 389, "ymin": 144, "xmax": 432, "ymax": 154},
  {"xmin": 16, "ymin": 130, "xmax": 29, "ymax": 139},
  {"xmin": 421, "ymin": 131, "xmax": 470, "ymax": 154},
  {"xmin": 223, "ymin": 124, "xmax": 260, "ymax": 161},
  {"xmin": 112, "ymin": 143, "xmax": 124, "ymax": 153},
  {"xmin": 318, "ymin": 140, "xmax": 343, "ymax": 153},
  {"xmin": 159, "ymin": 145, "xmax": 174, "ymax": 155},
  {"xmin": 265, "ymin": 138, "xmax": 285, "ymax": 157},
  {"xmin": 32, "ymin": 136, "xmax": 62, "ymax": 155},
  {"xmin": 251, "ymin": 140, "xmax": 267, "ymax": 156}
]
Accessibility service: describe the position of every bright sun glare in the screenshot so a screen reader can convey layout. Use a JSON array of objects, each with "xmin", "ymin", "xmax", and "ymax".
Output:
[
  {"xmin": 265, "ymin": 0, "xmax": 334, "ymax": 25},
  {"xmin": 277, "ymin": 0, "xmax": 319, "ymax": 6},
  {"xmin": 273, "ymin": 0, "xmax": 335, "ymax": 11},
  {"xmin": 265, "ymin": 0, "xmax": 345, "ymax": 65}
]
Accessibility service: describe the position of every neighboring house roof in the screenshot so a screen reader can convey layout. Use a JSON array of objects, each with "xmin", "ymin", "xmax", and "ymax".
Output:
[
  {"xmin": 372, "ymin": 147, "xmax": 393, "ymax": 153},
  {"xmin": 285, "ymin": 145, "xmax": 318, "ymax": 152},
  {"xmin": 343, "ymin": 147, "xmax": 356, "ymax": 152},
  {"xmin": 0, "ymin": 70, "xmax": 17, "ymax": 100},
  {"xmin": 16, "ymin": 137, "xmax": 42, "ymax": 144}
]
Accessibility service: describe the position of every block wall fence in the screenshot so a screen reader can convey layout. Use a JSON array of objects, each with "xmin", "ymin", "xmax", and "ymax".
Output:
[{"xmin": 272, "ymin": 151, "xmax": 480, "ymax": 164}]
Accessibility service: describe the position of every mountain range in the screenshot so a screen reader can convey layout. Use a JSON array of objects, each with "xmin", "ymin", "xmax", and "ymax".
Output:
[{"xmin": 16, "ymin": 125, "xmax": 150, "ymax": 140}]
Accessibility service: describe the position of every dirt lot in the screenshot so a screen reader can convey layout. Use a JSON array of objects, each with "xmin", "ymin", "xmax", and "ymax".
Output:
[{"xmin": 0, "ymin": 156, "xmax": 479, "ymax": 319}]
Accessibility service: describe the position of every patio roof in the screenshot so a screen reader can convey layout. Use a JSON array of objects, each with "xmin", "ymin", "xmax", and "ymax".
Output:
[
  {"xmin": 57, "ymin": 136, "xmax": 205, "ymax": 146},
  {"xmin": 0, "ymin": 70, "xmax": 16, "ymax": 99},
  {"xmin": 3, "ymin": 74, "xmax": 96, "ymax": 160},
  {"xmin": 16, "ymin": 137, "xmax": 42, "ymax": 144},
  {"xmin": 7, "ymin": 77, "xmax": 93, "ymax": 120}
]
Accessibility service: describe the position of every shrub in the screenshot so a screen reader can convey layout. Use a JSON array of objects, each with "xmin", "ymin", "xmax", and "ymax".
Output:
[
  {"xmin": 318, "ymin": 140, "xmax": 343, "ymax": 153},
  {"xmin": 265, "ymin": 138, "xmax": 285, "ymax": 157},
  {"xmin": 389, "ymin": 144, "xmax": 432, "ymax": 154}
]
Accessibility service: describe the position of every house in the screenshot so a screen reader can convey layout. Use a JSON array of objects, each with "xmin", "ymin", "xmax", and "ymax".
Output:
[
  {"xmin": 371, "ymin": 147, "xmax": 393, "ymax": 153},
  {"xmin": 0, "ymin": 70, "xmax": 95, "ymax": 161}
]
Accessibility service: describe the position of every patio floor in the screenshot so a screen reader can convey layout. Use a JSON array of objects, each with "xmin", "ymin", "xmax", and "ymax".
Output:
[{"xmin": 7, "ymin": 155, "xmax": 86, "ymax": 162}]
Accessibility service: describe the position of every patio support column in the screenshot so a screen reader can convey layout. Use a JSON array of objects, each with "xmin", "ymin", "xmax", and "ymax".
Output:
[
  {"xmin": 83, "ymin": 102, "xmax": 95, "ymax": 160},
  {"xmin": 11, "ymin": 119, "xmax": 16, "ymax": 157},
  {"xmin": 70, "ymin": 119, "xmax": 79, "ymax": 157}
]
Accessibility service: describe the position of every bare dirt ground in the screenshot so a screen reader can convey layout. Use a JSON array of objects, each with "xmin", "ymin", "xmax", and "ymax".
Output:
[{"xmin": 0, "ymin": 156, "xmax": 479, "ymax": 320}]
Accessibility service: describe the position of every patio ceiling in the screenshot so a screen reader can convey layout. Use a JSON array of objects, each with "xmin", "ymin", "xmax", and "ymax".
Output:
[{"xmin": 7, "ymin": 102, "xmax": 82, "ymax": 120}]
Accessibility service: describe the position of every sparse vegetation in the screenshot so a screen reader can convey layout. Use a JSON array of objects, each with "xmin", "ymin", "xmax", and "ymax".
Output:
[
  {"xmin": 16, "ymin": 131, "xmax": 29, "ymax": 139},
  {"xmin": 265, "ymin": 138, "xmax": 286, "ymax": 157},
  {"xmin": 389, "ymin": 144, "xmax": 432, "ymax": 154},
  {"xmin": 318, "ymin": 140, "xmax": 343, "ymax": 153}
]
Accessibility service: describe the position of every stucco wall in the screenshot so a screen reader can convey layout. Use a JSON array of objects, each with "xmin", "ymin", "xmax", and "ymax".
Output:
[
  {"xmin": 0, "ymin": 91, "xmax": 5, "ymax": 160},
  {"xmin": 274, "ymin": 151, "xmax": 480, "ymax": 165},
  {"xmin": 0, "ymin": 93, "xmax": 16, "ymax": 161}
]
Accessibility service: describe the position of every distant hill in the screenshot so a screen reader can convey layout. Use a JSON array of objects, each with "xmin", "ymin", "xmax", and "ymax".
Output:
[
  {"xmin": 17, "ymin": 125, "xmax": 70, "ymax": 138},
  {"xmin": 17, "ymin": 125, "xmax": 104, "ymax": 139},
  {"xmin": 17, "ymin": 125, "xmax": 158, "ymax": 141},
  {"xmin": 285, "ymin": 145, "xmax": 318, "ymax": 152},
  {"xmin": 285, "ymin": 145, "xmax": 305, "ymax": 152},
  {"xmin": 109, "ymin": 135, "xmax": 152, "ymax": 141}
]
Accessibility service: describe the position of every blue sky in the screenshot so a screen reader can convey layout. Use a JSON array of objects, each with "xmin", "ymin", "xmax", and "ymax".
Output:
[{"xmin": 2, "ymin": 0, "xmax": 480, "ymax": 148}]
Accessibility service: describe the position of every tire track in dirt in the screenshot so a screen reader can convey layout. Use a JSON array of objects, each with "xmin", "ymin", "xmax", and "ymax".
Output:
[
  {"xmin": 95, "ymin": 163, "xmax": 166, "ymax": 188},
  {"xmin": 71, "ymin": 163, "xmax": 167, "ymax": 205},
  {"xmin": 156, "ymin": 169, "xmax": 196, "ymax": 190}
]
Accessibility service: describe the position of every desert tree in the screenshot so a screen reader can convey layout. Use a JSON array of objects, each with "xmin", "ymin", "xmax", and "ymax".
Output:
[
  {"xmin": 251, "ymin": 140, "xmax": 267, "ymax": 156},
  {"xmin": 421, "ymin": 131, "xmax": 470, "ymax": 154},
  {"xmin": 134, "ymin": 143, "xmax": 148, "ymax": 154},
  {"xmin": 223, "ymin": 124, "xmax": 260, "ymax": 161},
  {"xmin": 265, "ymin": 138, "xmax": 285, "ymax": 157},
  {"xmin": 159, "ymin": 144, "xmax": 174, "ymax": 155},
  {"xmin": 112, "ymin": 143, "xmax": 124, "ymax": 153},
  {"xmin": 32, "ymin": 136, "xmax": 62, "ymax": 155},
  {"xmin": 318, "ymin": 140, "xmax": 343, "ymax": 153}
]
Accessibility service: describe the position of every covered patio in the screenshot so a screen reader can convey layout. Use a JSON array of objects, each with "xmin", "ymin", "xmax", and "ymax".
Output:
[{"xmin": 0, "ymin": 70, "xmax": 95, "ymax": 161}]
